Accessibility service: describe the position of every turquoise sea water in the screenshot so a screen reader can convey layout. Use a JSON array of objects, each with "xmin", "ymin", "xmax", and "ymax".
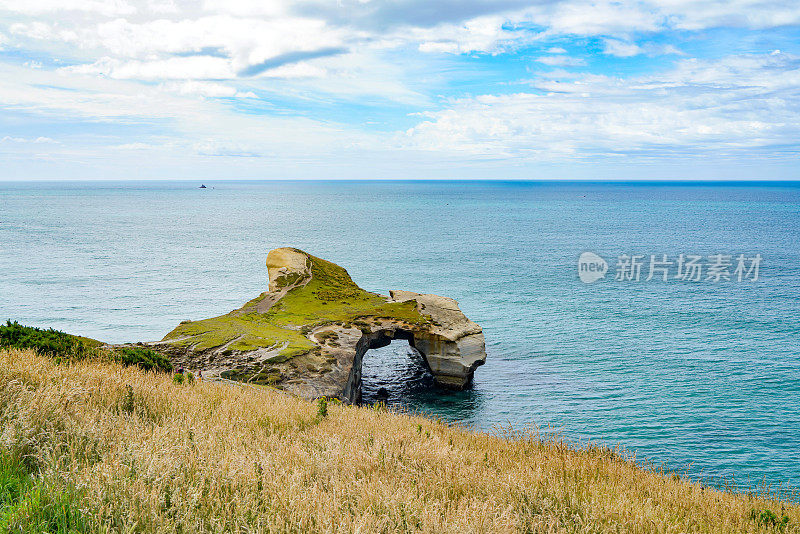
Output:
[{"xmin": 1, "ymin": 180, "xmax": 799, "ymax": 492}]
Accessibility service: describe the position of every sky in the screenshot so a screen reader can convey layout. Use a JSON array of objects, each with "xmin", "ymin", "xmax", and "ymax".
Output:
[{"xmin": 1, "ymin": 0, "xmax": 799, "ymax": 180}]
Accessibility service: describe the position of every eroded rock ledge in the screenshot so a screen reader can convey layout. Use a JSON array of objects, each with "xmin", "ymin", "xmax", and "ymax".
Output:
[{"xmin": 151, "ymin": 248, "xmax": 486, "ymax": 403}]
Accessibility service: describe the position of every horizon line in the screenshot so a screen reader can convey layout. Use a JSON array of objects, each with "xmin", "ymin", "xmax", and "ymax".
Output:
[{"xmin": 1, "ymin": 179, "xmax": 800, "ymax": 186}]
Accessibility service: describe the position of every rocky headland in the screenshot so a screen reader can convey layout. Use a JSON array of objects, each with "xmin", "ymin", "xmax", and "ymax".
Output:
[{"xmin": 149, "ymin": 248, "xmax": 486, "ymax": 402}]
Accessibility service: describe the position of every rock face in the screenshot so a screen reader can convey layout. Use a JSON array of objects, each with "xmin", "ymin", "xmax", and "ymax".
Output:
[
  {"xmin": 266, "ymin": 247, "xmax": 311, "ymax": 291},
  {"xmin": 153, "ymin": 248, "xmax": 486, "ymax": 403},
  {"xmin": 386, "ymin": 290, "xmax": 486, "ymax": 389}
]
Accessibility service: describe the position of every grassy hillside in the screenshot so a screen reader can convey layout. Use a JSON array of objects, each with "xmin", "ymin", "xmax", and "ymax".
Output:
[{"xmin": 1, "ymin": 348, "xmax": 798, "ymax": 533}]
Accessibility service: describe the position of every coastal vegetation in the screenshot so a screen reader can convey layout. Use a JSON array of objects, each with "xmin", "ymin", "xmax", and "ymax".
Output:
[
  {"xmin": 1, "ymin": 347, "xmax": 797, "ymax": 533},
  {"xmin": 0, "ymin": 320, "xmax": 172, "ymax": 373}
]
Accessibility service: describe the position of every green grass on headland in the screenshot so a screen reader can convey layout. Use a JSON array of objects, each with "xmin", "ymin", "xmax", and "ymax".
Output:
[
  {"xmin": 0, "ymin": 320, "xmax": 173, "ymax": 373},
  {"xmin": 161, "ymin": 251, "xmax": 430, "ymax": 359}
]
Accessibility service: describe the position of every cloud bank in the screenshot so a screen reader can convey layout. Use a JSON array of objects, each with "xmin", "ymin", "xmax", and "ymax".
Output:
[{"xmin": 0, "ymin": 0, "xmax": 799, "ymax": 178}]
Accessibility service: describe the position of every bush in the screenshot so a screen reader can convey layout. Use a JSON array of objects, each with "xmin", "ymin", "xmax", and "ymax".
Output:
[
  {"xmin": 751, "ymin": 508, "xmax": 791, "ymax": 531},
  {"xmin": 316, "ymin": 397, "xmax": 328, "ymax": 418},
  {"xmin": 112, "ymin": 347, "xmax": 173, "ymax": 373},
  {"xmin": 1, "ymin": 321, "xmax": 173, "ymax": 374},
  {"xmin": 173, "ymin": 373, "xmax": 185, "ymax": 385},
  {"xmin": 0, "ymin": 320, "xmax": 90, "ymax": 361}
]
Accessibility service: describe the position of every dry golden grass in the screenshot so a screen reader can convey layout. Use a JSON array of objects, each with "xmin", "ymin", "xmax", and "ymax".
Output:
[{"xmin": 1, "ymin": 347, "xmax": 798, "ymax": 533}]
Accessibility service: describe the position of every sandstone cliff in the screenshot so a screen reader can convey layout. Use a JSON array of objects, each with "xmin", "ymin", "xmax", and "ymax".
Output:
[{"xmin": 153, "ymin": 248, "xmax": 486, "ymax": 402}]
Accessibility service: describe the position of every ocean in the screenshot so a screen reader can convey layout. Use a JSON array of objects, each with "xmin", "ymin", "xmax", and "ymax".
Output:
[{"xmin": 1, "ymin": 180, "xmax": 798, "ymax": 492}]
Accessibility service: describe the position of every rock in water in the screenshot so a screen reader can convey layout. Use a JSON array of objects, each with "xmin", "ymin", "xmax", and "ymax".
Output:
[
  {"xmin": 387, "ymin": 290, "xmax": 486, "ymax": 389},
  {"xmin": 153, "ymin": 247, "xmax": 487, "ymax": 402}
]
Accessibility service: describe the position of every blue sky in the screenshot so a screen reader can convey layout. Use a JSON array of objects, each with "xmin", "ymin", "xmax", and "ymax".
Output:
[{"xmin": 1, "ymin": 0, "xmax": 799, "ymax": 180}]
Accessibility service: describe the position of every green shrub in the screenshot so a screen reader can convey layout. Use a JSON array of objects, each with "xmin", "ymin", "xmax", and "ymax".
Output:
[
  {"xmin": 1, "ymin": 321, "xmax": 173, "ymax": 374},
  {"xmin": 112, "ymin": 346, "xmax": 173, "ymax": 373},
  {"xmin": 316, "ymin": 397, "xmax": 328, "ymax": 418},
  {"xmin": 173, "ymin": 373, "xmax": 185, "ymax": 385},
  {"xmin": 0, "ymin": 320, "xmax": 90, "ymax": 361},
  {"xmin": 252, "ymin": 371, "xmax": 281, "ymax": 386},
  {"xmin": 750, "ymin": 508, "xmax": 790, "ymax": 531}
]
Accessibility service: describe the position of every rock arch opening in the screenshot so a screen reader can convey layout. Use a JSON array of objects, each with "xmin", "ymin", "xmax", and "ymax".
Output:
[{"xmin": 358, "ymin": 331, "xmax": 436, "ymax": 406}]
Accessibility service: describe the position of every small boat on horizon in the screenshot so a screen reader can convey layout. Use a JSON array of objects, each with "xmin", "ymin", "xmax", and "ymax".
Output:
[{"xmin": 199, "ymin": 184, "xmax": 207, "ymax": 189}]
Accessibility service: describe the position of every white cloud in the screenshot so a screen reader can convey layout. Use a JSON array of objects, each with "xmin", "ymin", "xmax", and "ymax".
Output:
[
  {"xmin": 257, "ymin": 62, "xmax": 327, "ymax": 79},
  {"xmin": 418, "ymin": 41, "xmax": 460, "ymax": 54},
  {"xmin": 87, "ymin": 16, "xmax": 344, "ymax": 65},
  {"xmin": 146, "ymin": 0, "xmax": 177, "ymax": 14},
  {"xmin": 512, "ymin": 0, "xmax": 800, "ymax": 37},
  {"xmin": 602, "ymin": 39, "xmax": 683, "ymax": 58},
  {"xmin": 602, "ymin": 39, "xmax": 642, "ymax": 58},
  {"xmin": 63, "ymin": 56, "xmax": 234, "ymax": 80},
  {"xmin": 9, "ymin": 21, "xmax": 78, "ymax": 46},
  {"xmin": 0, "ymin": 61, "xmax": 385, "ymax": 163},
  {"xmin": 63, "ymin": 55, "xmax": 331, "ymax": 82},
  {"xmin": 3, "ymin": 0, "xmax": 799, "ymax": 88},
  {"xmin": 193, "ymin": 139, "xmax": 262, "ymax": 157},
  {"xmin": 659, "ymin": 0, "xmax": 800, "ymax": 31},
  {"xmin": 163, "ymin": 81, "xmax": 256, "ymax": 98},
  {"xmin": 0, "ymin": 0, "xmax": 136, "ymax": 16},
  {"xmin": 521, "ymin": 1, "xmax": 664, "ymax": 36},
  {"xmin": 1, "ymin": 135, "xmax": 56, "ymax": 143},
  {"xmin": 413, "ymin": 15, "xmax": 518, "ymax": 54},
  {"xmin": 3, "ymin": 0, "xmax": 800, "ymax": 61},
  {"xmin": 23, "ymin": 14, "xmax": 349, "ymax": 82},
  {"xmin": 405, "ymin": 52, "xmax": 800, "ymax": 160},
  {"xmin": 112, "ymin": 142, "xmax": 155, "ymax": 150},
  {"xmin": 200, "ymin": 0, "xmax": 289, "ymax": 17},
  {"xmin": 2, "ymin": 0, "xmax": 800, "ymax": 178},
  {"xmin": 536, "ymin": 55, "xmax": 586, "ymax": 66}
]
